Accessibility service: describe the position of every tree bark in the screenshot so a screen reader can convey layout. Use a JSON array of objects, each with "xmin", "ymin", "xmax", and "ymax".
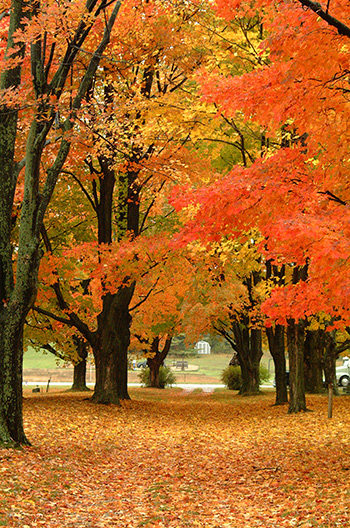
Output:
[
  {"xmin": 70, "ymin": 337, "xmax": 90, "ymax": 392},
  {"xmin": 233, "ymin": 323, "xmax": 262, "ymax": 395},
  {"xmin": 304, "ymin": 329, "xmax": 324, "ymax": 393},
  {"xmin": 266, "ymin": 324, "xmax": 288, "ymax": 405},
  {"xmin": 287, "ymin": 318, "xmax": 307, "ymax": 413},
  {"xmin": 91, "ymin": 285, "xmax": 135, "ymax": 403},
  {"xmin": 265, "ymin": 261, "xmax": 288, "ymax": 404},
  {"xmin": 0, "ymin": 315, "xmax": 29, "ymax": 446},
  {"xmin": 323, "ymin": 331, "xmax": 338, "ymax": 395},
  {"xmin": 147, "ymin": 336, "xmax": 172, "ymax": 388}
]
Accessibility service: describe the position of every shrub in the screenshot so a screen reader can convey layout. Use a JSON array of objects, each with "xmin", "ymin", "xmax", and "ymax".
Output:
[
  {"xmin": 221, "ymin": 365, "xmax": 241, "ymax": 390},
  {"xmin": 138, "ymin": 366, "xmax": 176, "ymax": 388},
  {"xmin": 259, "ymin": 364, "xmax": 270, "ymax": 384},
  {"xmin": 221, "ymin": 364, "xmax": 271, "ymax": 390}
]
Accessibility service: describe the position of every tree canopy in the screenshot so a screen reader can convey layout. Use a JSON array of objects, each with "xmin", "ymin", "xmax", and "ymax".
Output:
[{"xmin": 2, "ymin": 0, "xmax": 350, "ymax": 445}]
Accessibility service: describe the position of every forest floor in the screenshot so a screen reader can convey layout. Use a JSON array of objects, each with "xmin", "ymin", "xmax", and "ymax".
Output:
[{"xmin": 2, "ymin": 389, "xmax": 350, "ymax": 527}]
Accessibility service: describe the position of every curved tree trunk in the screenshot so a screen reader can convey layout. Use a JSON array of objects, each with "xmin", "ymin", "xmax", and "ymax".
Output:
[
  {"xmin": 147, "ymin": 336, "xmax": 172, "ymax": 388},
  {"xmin": 266, "ymin": 324, "xmax": 288, "ymax": 405},
  {"xmin": 70, "ymin": 337, "xmax": 90, "ymax": 392}
]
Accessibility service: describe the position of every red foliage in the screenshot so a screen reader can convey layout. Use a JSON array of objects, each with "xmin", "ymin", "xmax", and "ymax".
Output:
[{"xmin": 173, "ymin": 1, "xmax": 350, "ymax": 327}]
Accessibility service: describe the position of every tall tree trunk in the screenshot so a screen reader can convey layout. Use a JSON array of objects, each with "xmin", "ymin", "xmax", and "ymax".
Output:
[
  {"xmin": 0, "ymin": 315, "xmax": 30, "ymax": 446},
  {"xmin": 265, "ymin": 262, "xmax": 288, "ymax": 404},
  {"xmin": 304, "ymin": 329, "xmax": 324, "ymax": 393},
  {"xmin": 0, "ymin": 0, "xmax": 121, "ymax": 444},
  {"xmin": 323, "ymin": 331, "xmax": 338, "ymax": 395},
  {"xmin": 266, "ymin": 324, "xmax": 288, "ymax": 405},
  {"xmin": 0, "ymin": 0, "xmax": 27, "ymax": 447},
  {"xmin": 234, "ymin": 324, "xmax": 262, "ymax": 395},
  {"xmin": 91, "ymin": 285, "xmax": 135, "ymax": 404},
  {"xmin": 287, "ymin": 318, "xmax": 307, "ymax": 413},
  {"xmin": 147, "ymin": 336, "xmax": 172, "ymax": 388}
]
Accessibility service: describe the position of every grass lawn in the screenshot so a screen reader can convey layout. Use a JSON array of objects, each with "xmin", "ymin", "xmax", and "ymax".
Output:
[
  {"xmin": 184, "ymin": 352, "xmax": 231, "ymax": 377},
  {"xmin": 23, "ymin": 349, "xmax": 274, "ymax": 385},
  {"xmin": 2, "ymin": 389, "xmax": 350, "ymax": 527},
  {"xmin": 23, "ymin": 346, "xmax": 64, "ymax": 369}
]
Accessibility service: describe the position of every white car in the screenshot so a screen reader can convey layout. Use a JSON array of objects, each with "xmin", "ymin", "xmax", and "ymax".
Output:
[{"xmin": 336, "ymin": 357, "xmax": 350, "ymax": 387}]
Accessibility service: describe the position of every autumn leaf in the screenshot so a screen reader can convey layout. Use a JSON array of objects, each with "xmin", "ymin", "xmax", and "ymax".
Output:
[{"xmin": 2, "ymin": 390, "xmax": 350, "ymax": 527}]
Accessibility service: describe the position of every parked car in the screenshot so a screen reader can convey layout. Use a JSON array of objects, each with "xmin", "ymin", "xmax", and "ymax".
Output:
[
  {"xmin": 336, "ymin": 357, "xmax": 350, "ymax": 387},
  {"xmin": 272, "ymin": 360, "xmax": 350, "ymax": 388},
  {"xmin": 137, "ymin": 360, "xmax": 148, "ymax": 369}
]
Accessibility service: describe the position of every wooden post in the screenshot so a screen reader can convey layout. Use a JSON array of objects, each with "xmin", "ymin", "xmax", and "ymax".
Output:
[{"xmin": 328, "ymin": 382, "xmax": 333, "ymax": 419}]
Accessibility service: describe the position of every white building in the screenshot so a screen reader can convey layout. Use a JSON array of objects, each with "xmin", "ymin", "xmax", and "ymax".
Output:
[{"xmin": 195, "ymin": 341, "xmax": 211, "ymax": 354}]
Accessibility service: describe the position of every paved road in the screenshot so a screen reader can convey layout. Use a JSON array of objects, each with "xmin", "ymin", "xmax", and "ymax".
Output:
[
  {"xmin": 24, "ymin": 381, "xmax": 226, "ymax": 392},
  {"xmin": 133, "ymin": 383, "xmax": 226, "ymax": 393},
  {"xmin": 24, "ymin": 381, "xmax": 274, "ymax": 393}
]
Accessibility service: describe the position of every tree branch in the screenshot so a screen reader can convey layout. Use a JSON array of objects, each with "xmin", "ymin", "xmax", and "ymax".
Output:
[
  {"xmin": 336, "ymin": 340, "xmax": 350, "ymax": 355},
  {"xmin": 319, "ymin": 190, "xmax": 347, "ymax": 206},
  {"xmin": 61, "ymin": 169, "xmax": 97, "ymax": 212},
  {"xmin": 130, "ymin": 277, "xmax": 160, "ymax": 312},
  {"xmin": 32, "ymin": 305, "xmax": 74, "ymax": 326},
  {"xmin": 41, "ymin": 343, "xmax": 67, "ymax": 361},
  {"xmin": 297, "ymin": 0, "xmax": 350, "ymax": 38},
  {"xmin": 40, "ymin": 225, "xmax": 96, "ymax": 345}
]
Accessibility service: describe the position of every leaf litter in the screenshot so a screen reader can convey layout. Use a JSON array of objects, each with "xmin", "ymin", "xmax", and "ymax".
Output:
[{"xmin": 1, "ymin": 390, "xmax": 350, "ymax": 527}]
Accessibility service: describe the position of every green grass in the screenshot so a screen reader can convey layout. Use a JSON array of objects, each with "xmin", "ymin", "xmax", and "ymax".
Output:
[
  {"xmin": 23, "ymin": 346, "xmax": 231, "ymax": 382},
  {"xmin": 23, "ymin": 346, "xmax": 64, "ymax": 369},
  {"xmin": 166, "ymin": 353, "xmax": 231, "ymax": 381},
  {"xmin": 24, "ymin": 347, "xmax": 272, "ymax": 388},
  {"xmin": 167, "ymin": 352, "xmax": 273, "ymax": 383},
  {"xmin": 191, "ymin": 353, "xmax": 231, "ymax": 376}
]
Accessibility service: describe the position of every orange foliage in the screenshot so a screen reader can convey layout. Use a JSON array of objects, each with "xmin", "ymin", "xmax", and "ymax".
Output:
[
  {"xmin": 1, "ymin": 391, "xmax": 350, "ymax": 526},
  {"xmin": 173, "ymin": 1, "xmax": 350, "ymax": 328}
]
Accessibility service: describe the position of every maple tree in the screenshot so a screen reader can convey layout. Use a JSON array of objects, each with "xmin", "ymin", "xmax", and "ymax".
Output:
[
  {"xmin": 184, "ymin": 241, "xmax": 289, "ymax": 401},
  {"xmin": 0, "ymin": 0, "xmax": 122, "ymax": 446},
  {"xmin": 130, "ymin": 249, "xmax": 196, "ymax": 388},
  {"xmin": 171, "ymin": 0, "xmax": 350, "ymax": 412},
  {"xmin": 197, "ymin": 240, "xmax": 265, "ymax": 396},
  {"xmin": 30, "ymin": 0, "xmax": 226, "ymax": 405}
]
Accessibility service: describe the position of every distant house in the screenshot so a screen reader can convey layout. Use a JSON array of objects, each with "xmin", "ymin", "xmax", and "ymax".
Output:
[{"xmin": 195, "ymin": 341, "xmax": 211, "ymax": 354}]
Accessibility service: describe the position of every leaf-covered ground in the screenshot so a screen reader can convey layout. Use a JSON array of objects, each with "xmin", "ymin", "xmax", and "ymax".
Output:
[{"xmin": 1, "ymin": 390, "xmax": 350, "ymax": 527}]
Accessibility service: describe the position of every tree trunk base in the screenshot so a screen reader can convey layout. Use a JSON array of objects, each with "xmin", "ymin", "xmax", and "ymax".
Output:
[
  {"xmin": 66, "ymin": 386, "xmax": 91, "ymax": 393},
  {"xmin": 238, "ymin": 389, "xmax": 262, "ymax": 396},
  {"xmin": 288, "ymin": 405, "xmax": 313, "ymax": 414},
  {"xmin": 0, "ymin": 415, "xmax": 31, "ymax": 447},
  {"xmin": 90, "ymin": 392, "xmax": 120, "ymax": 405},
  {"xmin": 0, "ymin": 440, "xmax": 28, "ymax": 449},
  {"xmin": 119, "ymin": 393, "xmax": 131, "ymax": 401},
  {"xmin": 0, "ymin": 428, "xmax": 31, "ymax": 448}
]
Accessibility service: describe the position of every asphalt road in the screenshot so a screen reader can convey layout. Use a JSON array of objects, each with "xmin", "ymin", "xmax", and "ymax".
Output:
[{"xmin": 24, "ymin": 381, "xmax": 275, "ymax": 393}]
